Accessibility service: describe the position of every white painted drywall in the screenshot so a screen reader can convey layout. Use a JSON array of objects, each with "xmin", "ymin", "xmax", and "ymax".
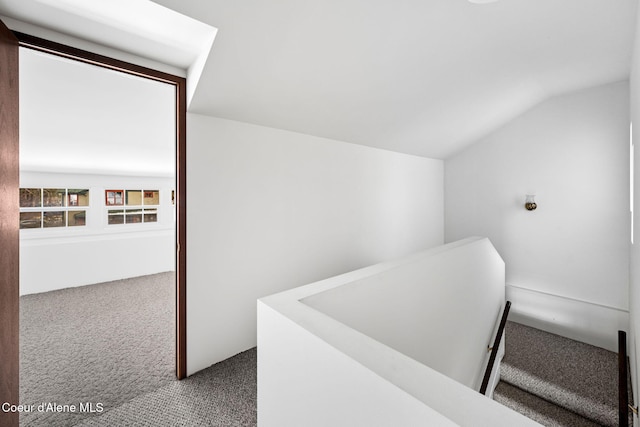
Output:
[
  {"xmin": 445, "ymin": 81, "xmax": 630, "ymax": 349},
  {"xmin": 258, "ymin": 238, "xmax": 539, "ymax": 427},
  {"xmin": 506, "ymin": 284, "xmax": 628, "ymax": 351},
  {"xmin": 19, "ymin": 171, "xmax": 175, "ymax": 295},
  {"xmin": 186, "ymin": 114, "xmax": 444, "ymax": 374},
  {"xmin": 629, "ymin": 5, "xmax": 640, "ymax": 425}
]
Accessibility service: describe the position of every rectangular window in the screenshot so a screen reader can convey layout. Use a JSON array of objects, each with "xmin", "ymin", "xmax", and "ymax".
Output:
[
  {"xmin": 20, "ymin": 188, "xmax": 41, "ymax": 207},
  {"xmin": 43, "ymin": 211, "xmax": 66, "ymax": 228},
  {"xmin": 19, "ymin": 188, "xmax": 89, "ymax": 229},
  {"xmin": 144, "ymin": 190, "xmax": 159, "ymax": 205},
  {"xmin": 143, "ymin": 209, "xmax": 158, "ymax": 223},
  {"xmin": 107, "ymin": 209, "xmax": 125, "ymax": 225},
  {"xmin": 19, "ymin": 212, "xmax": 41, "ymax": 229},
  {"xmin": 68, "ymin": 189, "xmax": 89, "ymax": 207},
  {"xmin": 126, "ymin": 190, "xmax": 142, "ymax": 206},
  {"xmin": 107, "ymin": 189, "xmax": 159, "ymax": 225},
  {"xmin": 69, "ymin": 210, "xmax": 86, "ymax": 226},
  {"xmin": 106, "ymin": 189, "xmax": 124, "ymax": 206},
  {"xmin": 43, "ymin": 188, "xmax": 65, "ymax": 207},
  {"xmin": 125, "ymin": 208, "xmax": 143, "ymax": 223}
]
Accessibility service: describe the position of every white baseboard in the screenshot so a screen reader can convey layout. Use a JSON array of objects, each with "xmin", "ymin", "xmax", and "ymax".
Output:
[{"xmin": 506, "ymin": 284, "xmax": 629, "ymax": 352}]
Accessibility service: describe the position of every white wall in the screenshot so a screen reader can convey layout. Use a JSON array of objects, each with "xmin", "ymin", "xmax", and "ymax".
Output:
[
  {"xmin": 629, "ymin": 4, "xmax": 640, "ymax": 425},
  {"xmin": 445, "ymin": 81, "xmax": 630, "ymax": 350},
  {"xmin": 20, "ymin": 171, "xmax": 175, "ymax": 295},
  {"xmin": 186, "ymin": 114, "xmax": 444, "ymax": 374}
]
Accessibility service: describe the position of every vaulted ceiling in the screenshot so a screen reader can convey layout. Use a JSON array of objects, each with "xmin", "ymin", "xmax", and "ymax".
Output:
[{"xmin": 1, "ymin": 0, "xmax": 637, "ymax": 159}]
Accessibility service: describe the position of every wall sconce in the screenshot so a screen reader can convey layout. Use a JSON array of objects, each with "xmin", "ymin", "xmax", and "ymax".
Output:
[{"xmin": 525, "ymin": 195, "xmax": 537, "ymax": 211}]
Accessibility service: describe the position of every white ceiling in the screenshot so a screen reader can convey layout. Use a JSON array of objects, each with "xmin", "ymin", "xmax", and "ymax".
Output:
[
  {"xmin": 152, "ymin": 0, "xmax": 639, "ymax": 159},
  {"xmin": 19, "ymin": 47, "xmax": 176, "ymax": 176},
  {"xmin": 1, "ymin": 0, "xmax": 638, "ymax": 159}
]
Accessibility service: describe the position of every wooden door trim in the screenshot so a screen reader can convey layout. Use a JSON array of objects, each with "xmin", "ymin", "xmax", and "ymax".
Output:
[
  {"xmin": 14, "ymin": 31, "xmax": 188, "ymax": 379},
  {"xmin": 0, "ymin": 19, "xmax": 20, "ymax": 427}
]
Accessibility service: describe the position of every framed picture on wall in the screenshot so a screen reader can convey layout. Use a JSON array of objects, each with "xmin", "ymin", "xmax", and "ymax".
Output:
[{"xmin": 105, "ymin": 190, "xmax": 124, "ymax": 206}]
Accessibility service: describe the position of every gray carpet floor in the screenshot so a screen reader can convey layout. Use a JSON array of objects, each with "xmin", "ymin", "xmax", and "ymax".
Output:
[
  {"xmin": 20, "ymin": 272, "xmax": 176, "ymax": 426},
  {"xmin": 75, "ymin": 348, "xmax": 257, "ymax": 427},
  {"xmin": 20, "ymin": 272, "xmax": 258, "ymax": 427}
]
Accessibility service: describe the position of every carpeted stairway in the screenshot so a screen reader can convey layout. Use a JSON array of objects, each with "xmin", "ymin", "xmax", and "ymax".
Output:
[{"xmin": 494, "ymin": 321, "xmax": 631, "ymax": 427}]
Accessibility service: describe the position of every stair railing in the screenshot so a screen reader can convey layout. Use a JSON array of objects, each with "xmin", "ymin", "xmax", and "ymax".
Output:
[
  {"xmin": 480, "ymin": 300, "xmax": 511, "ymax": 395},
  {"xmin": 619, "ymin": 330, "xmax": 629, "ymax": 427}
]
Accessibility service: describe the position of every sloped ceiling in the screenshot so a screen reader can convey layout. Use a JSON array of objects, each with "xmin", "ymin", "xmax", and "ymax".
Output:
[
  {"xmin": 154, "ymin": 0, "xmax": 637, "ymax": 159},
  {"xmin": 1, "ymin": 0, "xmax": 638, "ymax": 159}
]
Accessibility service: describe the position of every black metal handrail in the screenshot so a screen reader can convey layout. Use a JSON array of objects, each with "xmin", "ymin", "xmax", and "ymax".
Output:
[
  {"xmin": 619, "ymin": 330, "xmax": 629, "ymax": 427},
  {"xmin": 480, "ymin": 300, "xmax": 511, "ymax": 395}
]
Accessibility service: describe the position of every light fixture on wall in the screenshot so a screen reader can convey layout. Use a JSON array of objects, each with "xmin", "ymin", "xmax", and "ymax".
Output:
[
  {"xmin": 468, "ymin": 0, "xmax": 500, "ymax": 4},
  {"xmin": 525, "ymin": 195, "xmax": 537, "ymax": 211}
]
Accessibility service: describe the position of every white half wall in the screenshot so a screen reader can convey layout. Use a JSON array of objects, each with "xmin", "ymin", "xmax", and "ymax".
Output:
[
  {"xmin": 258, "ymin": 302, "xmax": 458, "ymax": 427},
  {"xmin": 186, "ymin": 114, "xmax": 444, "ymax": 375},
  {"xmin": 301, "ymin": 237, "xmax": 505, "ymax": 392},
  {"xmin": 445, "ymin": 81, "xmax": 630, "ymax": 348},
  {"xmin": 257, "ymin": 238, "xmax": 537, "ymax": 427}
]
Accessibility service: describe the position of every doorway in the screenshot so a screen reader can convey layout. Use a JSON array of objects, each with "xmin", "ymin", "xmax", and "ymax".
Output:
[
  {"xmin": 5, "ymin": 30, "xmax": 187, "ymax": 425},
  {"xmin": 0, "ymin": 26, "xmax": 187, "ymax": 426}
]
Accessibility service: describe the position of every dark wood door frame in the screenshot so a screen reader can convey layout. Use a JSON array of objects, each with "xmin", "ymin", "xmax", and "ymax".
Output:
[
  {"xmin": 0, "ymin": 19, "xmax": 20, "ymax": 427},
  {"xmin": 14, "ymin": 32, "xmax": 188, "ymax": 379}
]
